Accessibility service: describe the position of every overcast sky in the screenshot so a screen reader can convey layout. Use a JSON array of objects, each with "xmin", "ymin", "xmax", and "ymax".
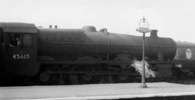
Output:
[{"xmin": 1, "ymin": 0, "xmax": 195, "ymax": 42}]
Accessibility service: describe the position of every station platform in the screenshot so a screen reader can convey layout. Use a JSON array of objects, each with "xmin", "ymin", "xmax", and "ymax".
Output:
[{"xmin": 0, "ymin": 82, "xmax": 195, "ymax": 100}]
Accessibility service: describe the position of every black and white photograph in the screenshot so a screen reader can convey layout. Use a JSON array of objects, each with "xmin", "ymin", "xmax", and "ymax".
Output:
[{"xmin": 1, "ymin": 0, "xmax": 195, "ymax": 100}]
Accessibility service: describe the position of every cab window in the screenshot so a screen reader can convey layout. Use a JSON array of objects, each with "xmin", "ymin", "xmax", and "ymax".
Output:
[
  {"xmin": 23, "ymin": 34, "xmax": 32, "ymax": 47},
  {"xmin": 9, "ymin": 34, "xmax": 21, "ymax": 47},
  {"xmin": 9, "ymin": 33, "xmax": 33, "ymax": 48}
]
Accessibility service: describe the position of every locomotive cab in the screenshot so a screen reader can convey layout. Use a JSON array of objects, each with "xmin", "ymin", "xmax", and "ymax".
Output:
[{"xmin": 0, "ymin": 23, "xmax": 38, "ymax": 78}]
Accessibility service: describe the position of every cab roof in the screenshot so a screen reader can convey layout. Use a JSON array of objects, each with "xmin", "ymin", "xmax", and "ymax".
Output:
[{"xmin": 0, "ymin": 22, "xmax": 37, "ymax": 33}]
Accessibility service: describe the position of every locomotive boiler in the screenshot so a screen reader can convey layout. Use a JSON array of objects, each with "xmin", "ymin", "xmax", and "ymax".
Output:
[
  {"xmin": 38, "ymin": 26, "xmax": 176, "ymax": 63},
  {"xmin": 0, "ymin": 22, "xmax": 193, "ymax": 85}
]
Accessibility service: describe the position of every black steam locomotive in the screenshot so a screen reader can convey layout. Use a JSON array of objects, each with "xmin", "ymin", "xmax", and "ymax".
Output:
[{"xmin": 0, "ymin": 22, "xmax": 194, "ymax": 85}]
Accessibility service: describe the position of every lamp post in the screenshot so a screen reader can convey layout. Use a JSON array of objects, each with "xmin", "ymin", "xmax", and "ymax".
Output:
[{"xmin": 136, "ymin": 17, "xmax": 151, "ymax": 88}]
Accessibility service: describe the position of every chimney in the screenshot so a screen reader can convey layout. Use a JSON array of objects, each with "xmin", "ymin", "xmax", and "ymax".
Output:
[{"xmin": 150, "ymin": 30, "xmax": 158, "ymax": 38}]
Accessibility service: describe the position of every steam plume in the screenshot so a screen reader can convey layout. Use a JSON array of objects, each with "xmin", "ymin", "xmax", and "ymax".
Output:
[{"xmin": 132, "ymin": 59, "xmax": 156, "ymax": 78}]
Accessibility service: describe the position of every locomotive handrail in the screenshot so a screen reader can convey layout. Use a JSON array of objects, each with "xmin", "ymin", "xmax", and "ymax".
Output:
[{"xmin": 39, "ymin": 60, "xmax": 132, "ymax": 65}]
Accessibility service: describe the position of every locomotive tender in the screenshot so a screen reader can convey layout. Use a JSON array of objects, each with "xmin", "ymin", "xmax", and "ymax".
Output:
[{"xmin": 0, "ymin": 22, "xmax": 194, "ymax": 85}]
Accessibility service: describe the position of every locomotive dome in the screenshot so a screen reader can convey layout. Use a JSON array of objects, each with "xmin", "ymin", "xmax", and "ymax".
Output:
[{"xmin": 82, "ymin": 26, "xmax": 97, "ymax": 32}]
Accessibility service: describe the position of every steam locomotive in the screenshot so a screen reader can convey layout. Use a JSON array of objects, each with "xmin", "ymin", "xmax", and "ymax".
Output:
[{"xmin": 0, "ymin": 22, "xmax": 194, "ymax": 85}]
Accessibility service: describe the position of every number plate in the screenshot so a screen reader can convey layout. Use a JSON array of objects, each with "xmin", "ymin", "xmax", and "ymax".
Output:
[{"xmin": 12, "ymin": 54, "xmax": 30, "ymax": 59}]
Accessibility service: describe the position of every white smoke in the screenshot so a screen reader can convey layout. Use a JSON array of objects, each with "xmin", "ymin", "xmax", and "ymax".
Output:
[{"xmin": 131, "ymin": 59, "xmax": 156, "ymax": 78}]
